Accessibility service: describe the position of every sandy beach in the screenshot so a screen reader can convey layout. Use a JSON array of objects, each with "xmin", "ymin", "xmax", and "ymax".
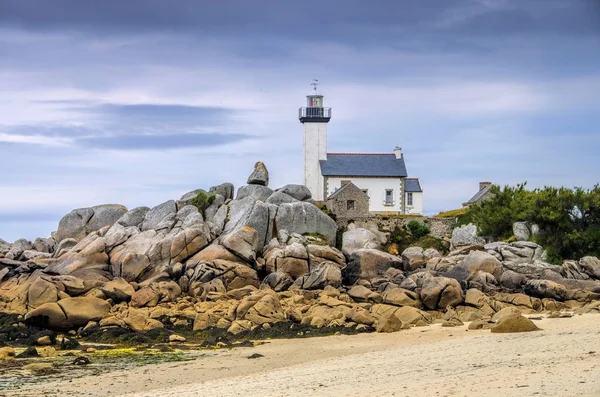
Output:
[{"xmin": 8, "ymin": 313, "xmax": 600, "ymax": 397}]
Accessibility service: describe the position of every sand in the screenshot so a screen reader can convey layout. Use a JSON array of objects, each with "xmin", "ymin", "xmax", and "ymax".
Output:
[{"xmin": 8, "ymin": 314, "xmax": 600, "ymax": 397}]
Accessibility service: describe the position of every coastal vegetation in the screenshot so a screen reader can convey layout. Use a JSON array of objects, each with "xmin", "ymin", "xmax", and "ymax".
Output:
[{"xmin": 459, "ymin": 183, "xmax": 600, "ymax": 263}]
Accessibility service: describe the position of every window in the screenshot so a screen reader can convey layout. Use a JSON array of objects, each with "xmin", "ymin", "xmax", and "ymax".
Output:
[
  {"xmin": 341, "ymin": 180, "xmax": 351, "ymax": 186},
  {"xmin": 347, "ymin": 200, "xmax": 355, "ymax": 210},
  {"xmin": 385, "ymin": 189, "xmax": 394, "ymax": 205},
  {"xmin": 407, "ymin": 192, "xmax": 413, "ymax": 206}
]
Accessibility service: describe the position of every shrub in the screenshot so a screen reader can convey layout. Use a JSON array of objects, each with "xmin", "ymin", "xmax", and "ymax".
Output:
[
  {"xmin": 407, "ymin": 220, "xmax": 430, "ymax": 239},
  {"xmin": 190, "ymin": 191, "xmax": 216, "ymax": 215},
  {"xmin": 413, "ymin": 235, "xmax": 448, "ymax": 255},
  {"xmin": 460, "ymin": 183, "xmax": 600, "ymax": 263}
]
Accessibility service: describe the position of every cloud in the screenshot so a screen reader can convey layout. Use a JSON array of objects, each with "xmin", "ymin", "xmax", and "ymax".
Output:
[
  {"xmin": 0, "ymin": 0, "xmax": 599, "ymax": 240},
  {"xmin": 79, "ymin": 132, "xmax": 254, "ymax": 150},
  {"xmin": 0, "ymin": 132, "xmax": 72, "ymax": 146}
]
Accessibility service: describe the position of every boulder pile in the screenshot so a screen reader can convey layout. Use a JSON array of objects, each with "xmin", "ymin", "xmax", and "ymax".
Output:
[{"xmin": 1, "ymin": 163, "xmax": 599, "ymax": 344}]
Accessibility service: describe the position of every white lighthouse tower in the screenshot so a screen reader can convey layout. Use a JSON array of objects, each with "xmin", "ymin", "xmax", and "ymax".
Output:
[{"xmin": 299, "ymin": 80, "xmax": 331, "ymax": 201}]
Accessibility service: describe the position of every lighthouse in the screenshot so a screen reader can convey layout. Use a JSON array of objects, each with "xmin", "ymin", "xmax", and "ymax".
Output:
[{"xmin": 299, "ymin": 80, "xmax": 331, "ymax": 201}]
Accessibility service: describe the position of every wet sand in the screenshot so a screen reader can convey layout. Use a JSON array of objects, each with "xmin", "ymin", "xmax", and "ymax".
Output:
[{"xmin": 9, "ymin": 313, "xmax": 600, "ymax": 397}]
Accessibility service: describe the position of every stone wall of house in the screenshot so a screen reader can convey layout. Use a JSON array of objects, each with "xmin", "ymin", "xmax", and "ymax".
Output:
[
  {"xmin": 325, "ymin": 185, "xmax": 370, "ymax": 219},
  {"xmin": 335, "ymin": 216, "xmax": 457, "ymax": 240}
]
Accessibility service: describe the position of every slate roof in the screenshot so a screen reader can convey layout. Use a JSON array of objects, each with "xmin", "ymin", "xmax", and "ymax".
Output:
[
  {"xmin": 320, "ymin": 153, "xmax": 407, "ymax": 177},
  {"xmin": 465, "ymin": 184, "xmax": 493, "ymax": 204},
  {"xmin": 405, "ymin": 178, "xmax": 422, "ymax": 193}
]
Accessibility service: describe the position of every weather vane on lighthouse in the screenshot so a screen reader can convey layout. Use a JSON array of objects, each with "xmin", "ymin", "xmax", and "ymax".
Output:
[{"xmin": 311, "ymin": 79, "xmax": 319, "ymax": 94}]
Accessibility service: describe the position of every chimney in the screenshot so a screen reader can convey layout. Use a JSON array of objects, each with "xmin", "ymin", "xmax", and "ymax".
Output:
[
  {"xmin": 394, "ymin": 146, "xmax": 403, "ymax": 159},
  {"xmin": 479, "ymin": 181, "xmax": 492, "ymax": 191}
]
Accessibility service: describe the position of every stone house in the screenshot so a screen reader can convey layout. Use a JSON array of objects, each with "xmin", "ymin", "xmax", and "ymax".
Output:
[{"xmin": 325, "ymin": 182, "xmax": 369, "ymax": 219}]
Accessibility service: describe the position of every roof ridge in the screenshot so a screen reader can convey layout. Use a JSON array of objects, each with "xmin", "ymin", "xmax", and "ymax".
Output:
[{"xmin": 327, "ymin": 152, "xmax": 394, "ymax": 155}]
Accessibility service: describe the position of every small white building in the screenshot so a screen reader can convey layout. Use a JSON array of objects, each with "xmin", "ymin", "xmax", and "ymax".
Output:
[{"xmin": 299, "ymin": 81, "xmax": 424, "ymax": 215}]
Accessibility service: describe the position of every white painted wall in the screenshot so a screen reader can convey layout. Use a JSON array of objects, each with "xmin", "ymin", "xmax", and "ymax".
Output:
[
  {"xmin": 303, "ymin": 122, "xmax": 328, "ymax": 201},
  {"xmin": 405, "ymin": 191, "xmax": 424, "ymax": 215},
  {"xmin": 326, "ymin": 176, "xmax": 403, "ymax": 213}
]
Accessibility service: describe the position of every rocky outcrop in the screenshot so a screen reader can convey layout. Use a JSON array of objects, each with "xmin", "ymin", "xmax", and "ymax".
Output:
[
  {"xmin": 56, "ymin": 204, "xmax": 127, "ymax": 243},
  {"xmin": 3, "ymin": 163, "xmax": 600, "ymax": 342}
]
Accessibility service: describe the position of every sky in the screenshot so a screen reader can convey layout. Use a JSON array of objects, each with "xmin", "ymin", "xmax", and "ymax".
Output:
[{"xmin": 1, "ymin": 0, "xmax": 600, "ymax": 242}]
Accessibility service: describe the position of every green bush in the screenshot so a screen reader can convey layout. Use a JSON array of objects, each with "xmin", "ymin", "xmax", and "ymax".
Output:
[
  {"xmin": 460, "ymin": 183, "xmax": 600, "ymax": 263},
  {"xmin": 413, "ymin": 235, "xmax": 448, "ymax": 255},
  {"xmin": 407, "ymin": 220, "xmax": 430, "ymax": 239},
  {"xmin": 190, "ymin": 191, "xmax": 216, "ymax": 215}
]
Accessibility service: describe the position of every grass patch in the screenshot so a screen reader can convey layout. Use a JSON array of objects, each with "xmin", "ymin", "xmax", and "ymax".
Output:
[{"xmin": 435, "ymin": 207, "xmax": 467, "ymax": 218}]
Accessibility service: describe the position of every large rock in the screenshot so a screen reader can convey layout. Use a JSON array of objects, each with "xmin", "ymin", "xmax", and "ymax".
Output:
[
  {"xmin": 401, "ymin": 247, "xmax": 427, "ymax": 271},
  {"xmin": 140, "ymin": 201, "xmax": 177, "ymax": 232},
  {"xmin": 43, "ymin": 232, "xmax": 111, "ymax": 284},
  {"xmin": 185, "ymin": 260, "xmax": 259, "ymax": 293},
  {"xmin": 56, "ymin": 204, "xmax": 127, "ymax": 242},
  {"xmin": 109, "ymin": 217, "xmax": 211, "ymax": 283},
  {"xmin": 247, "ymin": 161, "xmax": 269, "ymax": 186},
  {"xmin": 275, "ymin": 202, "xmax": 337, "ymax": 245},
  {"xmin": 420, "ymin": 276, "xmax": 463, "ymax": 310},
  {"xmin": 236, "ymin": 292, "xmax": 285, "ymax": 324},
  {"xmin": 293, "ymin": 262, "xmax": 342, "ymax": 290},
  {"xmin": 204, "ymin": 194, "xmax": 225, "ymax": 222},
  {"xmin": 342, "ymin": 228, "xmax": 381, "ymax": 255},
  {"xmin": 275, "ymin": 184, "xmax": 312, "ymax": 201},
  {"xmin": 117, "ymin": 207, "xmax": 150, "ymax": 228},
  {"xmin": 523, "ymin": 279, "xmax": 569, "ymax": 301},
  {"xmin": 5, "ymin": 238, "xmax": 32, "ymax": 261},
  {"xmin": 503, "ymin": 259, "xmax": 559, "ymax": 277},
  {"xmin": 101, "ymin": 278, "xmax": 135, "ymax": 302},
  {"xmin": 27, "ymin": 277, "xmax": 58, "ymax": 309},
  {"xmin": 220, "ymin": 226, "xmax": 260, "ymax": 263},
  {"xmin": 560, "ymin": 260, "xmax": 590, "ymax": 280},
  {"xmin": 499, "ymin": 270, "xmax": 527, "ymax": 290},
  {"xmin": 491, "ymin": 314, "xmax": 539, "ymax": 333},
  {"xmin": 209, "ymin": 183, "xmax": 234, "ymax": 201},
  {"xmin": 579, "ymin": 256, "xmax": 600, "ymax": 279},
  {"xmin": 0, "ymin": 238, "xmax": 10, "ymax": 256},
  {"xmin": 236, "ymin": 185, "xmax": 273, "ymax": 202},
  {"xmin": 33, "ymin": 237, "xmax": 56, "ymax": 254},
  {"xmin": 265, "ymin": 191, "xmax": 297, "ymax": 206},
  {"xmin": 370, "ymin": 304, "xmax": 432, "ymax": 326},
  {"xmin": 381, "ymin": 285, "xmax": 422, "ymax": 308},
  {"xmin": 344, "ymin": 249, "xmax": 403, "ymax": 285},
  {"xmin": 450, "ymin": 224, "xmax": 485, "ymax": 249},
  {"xmin": 460, "ymin": 250, "xmax": 503, "ymax": 279},
  {"xmin": 376, "ymin": 312, "xmax": 404, "ymax": 333},
  {"xmin": 307, "ymin": 245, "xmax": 346, "ymax": 268},
  {"xmin": 497, "ymin": 242, "xmax": 546, "ymax": 265},
  {"xmin": 24, "ymin": 297, "xmax": 111, "ymax": 330},
  {"xmin": 348, "ymin": 285, "xmax": 382, "ymax": 302},
  {"xmin": 261, "ymin": 272, "xmax": 294, "ymax": 292},
  {"xmin": 512, "ymin": 222, "xmax": 531, "ymax": 241},
  {"xmin": 221, "ymin": 197, "xmax": 271, "ymax": 251}
]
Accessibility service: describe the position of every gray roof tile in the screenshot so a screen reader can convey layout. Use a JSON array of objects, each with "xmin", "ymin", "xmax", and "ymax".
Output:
[
  {"xmin": 320, "ymin": 153, "xmax": 407, "ymax": 177},
  {"xmin": 405, "ymin": 178, "xmax": 422, "ymax": 192}
]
